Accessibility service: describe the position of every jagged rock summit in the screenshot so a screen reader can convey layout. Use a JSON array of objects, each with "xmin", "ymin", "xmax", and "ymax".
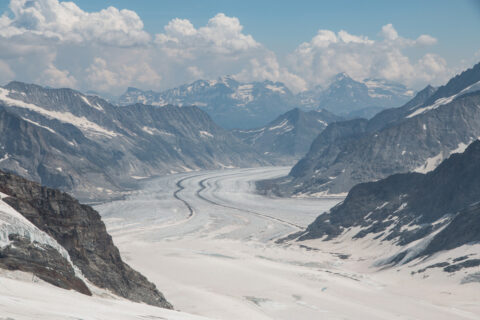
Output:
[{"xmin": 119, "ymin": 74, "xmax": 414, "ymax": 129}]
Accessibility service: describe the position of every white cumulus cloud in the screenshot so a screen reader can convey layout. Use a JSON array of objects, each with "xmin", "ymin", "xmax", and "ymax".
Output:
[
  {"xmin": 380, "ymin": 23, "xmax": 399, "ymax": 41},
  {"xmin": 415, "ymin": 34, "xmax": 438, "ymax": 46},
  {"xmin": 2, "ymin": 0, "xmax": 150, "ymax": 46},
  {"xmin": 288, "ymin": 23, "xmax": 448, "ymax": 89},
  {"xmin": 155, "ymin": 13, "xmax": 260, "ymax": 57},
  {"xmin": 0, "ymin": 1, "xmax": 460, "ymax": 96}
]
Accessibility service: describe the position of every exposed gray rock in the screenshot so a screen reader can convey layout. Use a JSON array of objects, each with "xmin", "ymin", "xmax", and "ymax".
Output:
[
  {"xmin": 295, "ymin": 140, "xmax": 480, "ymax": 265},
  {"xmin": 0, "ymin": 170, "xmax": 172, "ymax": 309},
  {"xmin": 0, "ymin": 82, "xmax": 268, "ymax": 201},
  {"xmin": 233, "ymin": 108, "xmax": 343, "ymax": 163},
  {"xmin": 262, "ymin": 62, "xmax": 480, "ymax": 196},
  {"xmin": 0, "ymin": 233, "xmax": 91, "ymax": 295},
  {"xmin": 461, "ymin": 272, "xmax": 480, "ymax": 284}
]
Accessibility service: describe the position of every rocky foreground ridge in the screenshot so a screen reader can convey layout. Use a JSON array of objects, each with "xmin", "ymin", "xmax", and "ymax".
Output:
[{"xmin": 0, "ymin": 169, "xmax": 172, "ymax": 308}]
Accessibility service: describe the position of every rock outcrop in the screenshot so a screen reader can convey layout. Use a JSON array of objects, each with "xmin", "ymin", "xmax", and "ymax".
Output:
[
  {"xmin": 0, "ymin": 233, "xmax": 91, "ymax": 295},
  {"xmin": 0, "ymin": 170, "xmax": 172, "ymax": 308},
  {"xmin": 295, "ymin": 140, "xmax": 480, "ymax": 266}
]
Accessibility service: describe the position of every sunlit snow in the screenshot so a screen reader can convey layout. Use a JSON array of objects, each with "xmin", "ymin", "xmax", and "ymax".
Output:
[{"xmin": 91, "ymin": 167, "xmax": 480, "ymax": 320}]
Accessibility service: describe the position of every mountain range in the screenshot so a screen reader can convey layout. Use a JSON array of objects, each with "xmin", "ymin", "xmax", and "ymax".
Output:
[
  {"xmin": 119, "ymin": 78, "xmax": 298, "ymax": 129},
  {"xmin": 232, "ymin": 108, "xmax": 343, "ymax": 163},
  {"xmin": 292, "ymin": 139, "xmax": 480, "ymax": 278},
  {"xmin": 118, "ymin": 74, "xmax": 414, "ymax": 129},
  {"xmin": 259, "ymin": 62, "xmax": 480, "ymax": 196},
  {"xmin": 0, "ymin": 81, "xmax": 267, "ymax": 201},
  {"xmin": 298, "ymin": 72, "xmax": 414, "ymax": 117}
]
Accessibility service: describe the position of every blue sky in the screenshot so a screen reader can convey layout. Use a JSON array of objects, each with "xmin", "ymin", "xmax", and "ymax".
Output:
[
  {"xmin": 0, "ymin": 0, "xmax": 479, "ymax": 94},
  {"xmin": 64, "ymin": 0, "xmax": 480, "ymax": 63}
]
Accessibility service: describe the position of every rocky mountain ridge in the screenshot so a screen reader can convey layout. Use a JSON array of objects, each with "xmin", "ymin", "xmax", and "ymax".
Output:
[
  {"xmin": 119, "ymin": 74, "xmax": 414, "ymax": 129},
  {"xmin": 120, "ymin": 77, "xmax": 298, "ymax": 129},
  {"xmin": 233, "ymin": 108, "xmax": 343, "ymax": 163},
  {"xmin": 260, "ymin": 62, "xmax": 480, "ymax": 196},
  {"xmin": 0, "ymin": 81, "xmax": 267, "ymax": 200},
  {"xmin": 293, "ymin": 140, "xmax": 480, "ymax": 275},
  {"xmin": 0, "ymin": 169, "xmax": 172, "ymax": 308},
  {"xmin": 299, "ymin": 72, "xmax": 414, "ymax": 118}
]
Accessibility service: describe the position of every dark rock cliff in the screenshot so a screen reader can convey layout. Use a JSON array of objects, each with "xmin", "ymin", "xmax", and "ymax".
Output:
[
  {"xmin": 0, "ymin": 170, "xmax": 172, "ymax": 308},
  {"xmin": 296, "ymin": 140, "xmax": 480, "ymax": 263},
  {"xmin": 0, "ymin": 233, "xmax": 91, "ymax": 295}
]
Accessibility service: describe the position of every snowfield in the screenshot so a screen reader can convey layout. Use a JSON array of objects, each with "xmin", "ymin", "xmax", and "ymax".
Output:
[
  {"xmin": 0, "ymin": 167, "xmax": 478, "ymax": 319},
  {"xmin": 92, "ymin": 167, "xmax": 480, "ymax": 320},
  {"xmin": 0, "ymin": 193, "xmax": 210, "ymax": 320},
  {"xmin": 0, "ymin": 269, "xmax": 210, "ymax": 320}
]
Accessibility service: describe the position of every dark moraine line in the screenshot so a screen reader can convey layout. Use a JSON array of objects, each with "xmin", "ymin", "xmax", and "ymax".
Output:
[
  {"xmin": 173, "ymin": 175, "xmax": 197, "ymax": 218},
  {"xmin": 196, "ymin": 176, "xmax": 304, "ymax": 230},
  {"xmin": 172, "ymin": 169, "xmax": 267, "ymax": 220}
]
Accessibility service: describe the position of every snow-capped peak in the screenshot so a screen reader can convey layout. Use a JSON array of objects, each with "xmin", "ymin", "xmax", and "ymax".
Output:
[
  {"xmin": 333, "ymin": 72, "xmax": 351, "ymax": 82},
  {"xmin": 265, "ymin": 83, "xmax": 286, "ymax": 94},
  {"xmin": 406, "ymin": 80, "xmax": 480, "ymax": 118}
]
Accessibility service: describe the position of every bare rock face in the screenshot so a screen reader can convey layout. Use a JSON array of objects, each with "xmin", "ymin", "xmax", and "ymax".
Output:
[
  {"xmin": 233, "ymin": 108, "xmax": 343, "ymax": 163},
  {"xmin": 262, "ymin": 62, "xmax": 480, "ymax": 196},
  {"xmin": 0, "ymin": 81, "xmax": 268, "ymax": 201},
  {"xmin": 0, "ymin": 233, "xmax": 91, "ymax": 295},
  {"xmin": 296, "ymin": 140, "xmax": 480, "ymax": 265},
  {"xmin": 0, "ymin": 170, "xmax": 172, "ymax": 309}
]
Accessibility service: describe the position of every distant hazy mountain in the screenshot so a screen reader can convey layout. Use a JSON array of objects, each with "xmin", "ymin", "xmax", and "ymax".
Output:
[
  {"xmin": 233, "ymin": 108, "xmax": 343, "ymax": 163},
  {"xmin": 258, "ymin": 62, "xmax": 480, "ymax": 196},
  {"xmin": 294, "ymin": 140, "xmax": 480, "ymax": 275},
  {"xmin": 299, "ymin": 73, "xmax": 415, "ymax": 118},
  {"xmin": 0, "ymin": 81, "xmax": 267, "ymax": 200},
  {"xmin": 119, "ymin": 77, "xmax": 298, "ymax": 129},
  {"xmin": 118, "ymin": 74, "xmax": 414, "ymax": 129}
]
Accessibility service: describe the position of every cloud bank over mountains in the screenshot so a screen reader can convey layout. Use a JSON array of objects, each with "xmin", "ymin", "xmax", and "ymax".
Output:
[{"xmin": 0, "ymin": 0, "xmax": 459, "ymax": 94}]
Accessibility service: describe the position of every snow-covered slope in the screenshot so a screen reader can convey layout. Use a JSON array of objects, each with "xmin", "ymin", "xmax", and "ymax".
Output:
[
  {"xmin": 0, "ymin": 169, "xmax": 172, "ymax": 308},
  {"xmin": 93, "ymin": 167, "xmax": 479, "ymax": 320},
  {"xmin": 0, "ymin": 189, "xmax": 94, "ymax": 295},
  {"xmin": 294, "ymin": 140, "xmax": 480, "ymax": 278},
  {"xmin": 0, "ymin": 269, "xmax": 210, "ymax": 320},
  {"xmin": 0, "ymin": 192, "xmax": 65, "ymax": 251}
]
